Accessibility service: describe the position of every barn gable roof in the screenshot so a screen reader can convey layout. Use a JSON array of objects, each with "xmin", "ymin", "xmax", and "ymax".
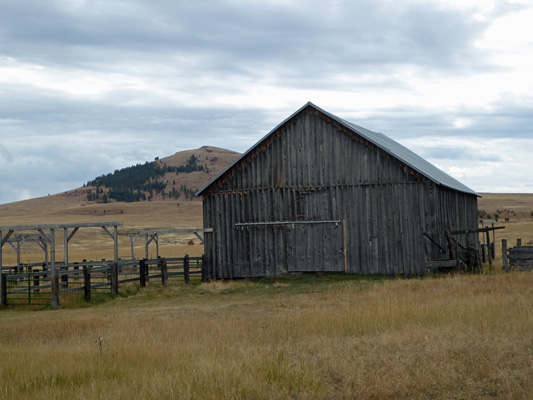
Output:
[{"xmin": 197, "ymin": 102, "xmax": 479, "ymax": 197}]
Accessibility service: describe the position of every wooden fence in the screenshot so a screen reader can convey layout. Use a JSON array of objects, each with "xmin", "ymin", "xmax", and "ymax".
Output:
[
  {"xmin": 502, "ymin": 239, "xmax": 533, "ymax": 271},
  {"xmin": 0, "ymin": 255, "xmax": 205, "ymax": 307}
]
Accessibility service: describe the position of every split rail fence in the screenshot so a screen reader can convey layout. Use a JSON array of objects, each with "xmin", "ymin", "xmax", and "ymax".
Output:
[{"xmin": 1, "ymin": 255, "xmax": 204, "ymax": 307}]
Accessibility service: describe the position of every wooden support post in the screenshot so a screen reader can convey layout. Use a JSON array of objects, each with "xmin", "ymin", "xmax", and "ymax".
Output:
[
  {"xmin": 159, "ymin": 258, "xmax": 167, "ymax": 286},
  {"xmin": 201, "ymin": 254, "xmax": 207, "ymax": 282},
  {"xmin": 1, "ymin": 273, "xmax": 6, "ymax": 305},
  {"xmin": 43, "ymin": 240, "xmax": 48, "ymax": 266},
  {"xmin": 83, "ymin": 265, "xmax": 91, "ymax": 302},
  {"xmin": 445, "ymin": 230, "xmax": 456, "ymax": 260},
  {"xmin": 51, "ymin": 275, "xmax": 59, "ymax": 309},
  {"xmin": 50, "ymin": 229, "xmax": 59, "ymax": 309},
  {"xmin": 184, "ymin": 254, "xmax": 190, "ymax": 284},
  {"xmin": 481, "ymin": 244, "xmax": 486, "ymax": 263},
  {"xmin": 113, "ymin": 226, "xmax": 119, "ymax": 264},
  {"xmin": 140, "ymin": 259, "xmax": 147, "ymax": 288},
  {"xmin": 130, "ymin": 235, "xmax": 136, "ymax": 260},
  {"xmin": 61, "ymin": 266, "xmax": 68, "ymax": 287},
  {"xmin": 111, "ymin": 262, "xmax": 119, "ymax": 295},
  {"xmin": 64, "ymin": 228, "xmax": 69, "ymax": 271},
  {"xmin": 465, "ymin": 230, "xmax": 471, "ymax": 265},
  {"xmin": 485, "ymin": 229, "xmax": 492, "ymax": 269},
  {"xmin": 26, "ymin": 267, "xmax": 31, "ymax": 304},
  {"xmin": 502, "ymin": 239, "xmax": 508, "ymax": 272},
  {"xmin": 145, "ymin": 234, "xmax": 149, "ymax": 260},
  {"xmin": 33, "ymin": 268, "xmax": 40, "ymax": 293},
  {"xmin": 517, "ymin": 238, "xmax": 522, "ymax": 247},
  {"xmin": 16, "ymin": 239, "xmax": 21, "ymax": 272}
]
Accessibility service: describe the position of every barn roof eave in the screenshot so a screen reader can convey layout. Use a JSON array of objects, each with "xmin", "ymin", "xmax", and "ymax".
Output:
[{"xmin": 196, "ymin": 102, "xmax": 480, "ymax": 197}]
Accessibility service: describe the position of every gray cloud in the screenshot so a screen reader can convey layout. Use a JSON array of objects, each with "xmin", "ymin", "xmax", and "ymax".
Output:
[{"xmin": 0, "ymin": 144, "xmax": 14, "ymax": 163}]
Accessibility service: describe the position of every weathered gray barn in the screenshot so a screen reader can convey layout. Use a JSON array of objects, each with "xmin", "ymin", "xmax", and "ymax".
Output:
[{"xmin": 197, "ymin": 102, "xmax": 480, "ymax": 278}]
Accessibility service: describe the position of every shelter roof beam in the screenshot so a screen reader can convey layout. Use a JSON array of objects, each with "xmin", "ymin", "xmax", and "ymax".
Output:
[{"xmin": 1, "ymin": 231, "xmax": 14, "ymax": 247}]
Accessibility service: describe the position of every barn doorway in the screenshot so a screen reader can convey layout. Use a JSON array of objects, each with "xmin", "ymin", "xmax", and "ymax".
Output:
[{"xmin": 236, "ymin": 220, "xmax": 345, "ymax": 276}]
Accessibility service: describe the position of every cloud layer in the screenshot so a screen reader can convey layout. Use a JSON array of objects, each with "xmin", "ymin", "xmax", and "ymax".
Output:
[{"xmin": 1, "ymin": 0, "xmax": 532, "ymax": 203}]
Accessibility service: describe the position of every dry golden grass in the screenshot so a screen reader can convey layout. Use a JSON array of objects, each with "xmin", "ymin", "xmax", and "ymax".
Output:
[{"xmin": 0, "ymin": 272, "xmax": 532, "ymax": 399}]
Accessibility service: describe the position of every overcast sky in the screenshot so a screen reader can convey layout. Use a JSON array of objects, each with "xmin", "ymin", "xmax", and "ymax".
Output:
[{"xmin": 1, "ymin": 0, "xmax": 532, "ymax": 204}]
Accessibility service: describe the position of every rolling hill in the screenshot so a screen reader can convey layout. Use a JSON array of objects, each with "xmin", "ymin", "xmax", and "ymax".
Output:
[{"xmin": 0, "ymin": 146, "xmax": 240, "ymax": 263}]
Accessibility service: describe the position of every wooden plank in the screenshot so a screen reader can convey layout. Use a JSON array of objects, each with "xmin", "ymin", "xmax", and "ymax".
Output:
[
  {"xmin": 83, "ymin": 265, "xmax": 91, "ymax": 301},
  {"xmin": 0, "ymin": 222, "xmax": 122, "ymax": 231},
  {"xmin": 502, "ymin": 239, "xmax": 508, "ymax": 271},
  {"xmin": 426, "ymin": 260, "xmax": 459, "ymax": 269}
]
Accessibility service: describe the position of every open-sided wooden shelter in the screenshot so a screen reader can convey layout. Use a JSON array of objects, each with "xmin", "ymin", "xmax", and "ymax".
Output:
[{"xmin": 197, "ymin": 102, "xmax": 480, "ymax": 278}]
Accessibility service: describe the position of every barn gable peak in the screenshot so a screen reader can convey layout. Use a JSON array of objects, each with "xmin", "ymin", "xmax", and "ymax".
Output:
[{"xmin": 197, "ymin": 102, "xmax": 479, "ymax": 197}]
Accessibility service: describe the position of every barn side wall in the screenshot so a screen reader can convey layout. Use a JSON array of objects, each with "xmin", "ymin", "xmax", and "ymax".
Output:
[
  {"xmin": 203, "ymin": 109, "xmax": 479, "ymax": 278},
  {"xmin": 424, "ymin": 183, "xmax": 480, "ymax": 261}
]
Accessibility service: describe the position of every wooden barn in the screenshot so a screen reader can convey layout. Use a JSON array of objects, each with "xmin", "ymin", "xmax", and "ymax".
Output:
[{"xmin": 197, "ymin": 102, "xmax": 480, "ymax": 278}]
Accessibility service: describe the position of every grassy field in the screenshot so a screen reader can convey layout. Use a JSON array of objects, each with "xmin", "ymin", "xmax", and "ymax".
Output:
[{"xmin": 0, "ymin": 272, "xmax": 532, "ymax": 399}]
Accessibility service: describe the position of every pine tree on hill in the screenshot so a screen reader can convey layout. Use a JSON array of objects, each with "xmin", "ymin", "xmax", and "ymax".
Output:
[{"xmin": 86, "ymin": 155, "xmax": 207, "ymax": 203}]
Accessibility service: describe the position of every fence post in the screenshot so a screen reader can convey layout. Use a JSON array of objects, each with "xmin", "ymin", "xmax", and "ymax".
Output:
[
  {"xmin": 184, "ymin": 255, "xmax": 190, "ymax": 284},
  {"xmin": 83, "ymin": 265, "xmax": 91, "ymax": 302},
  {"xmin": 61, "ymin": 265, "xmax": 68, "ymax": 288},
  {"xmin": 502, "ymin": 239, "xmax": 508, "ymax": 271},
  {"xmin": 140, "ymin": 259, "xmax": 147, "ymax": 288},
  {"xmin": 517, "ymin": 238, "xmax": 522, "ymax": 247},
  {"xmin": 160, "ymin": 257, "xmax": 167, "ymax": 286},
  {"xmin": 51, "ymin": 273, "xmax": 59, "ymax": 309},
  {"xmin": 485, "ymin": 230, "xmax": 492, "ymax": 269},
  {"xmin": 481, "ymin": 244, "xmax": 486, "ymax": 263},
  {"xmin": 33, "ymin": 268, "xmax": 40, "ymax": 293},
  {"xmin": 1, "ymin": 274, "xmax": 6, "ymax": 305},
  {"xmin": 201, "ymin": 254, "xmax": 207, "ymax": 282},
  {"xmin": 111, "ymin": 262, "xmax": 119, "ymax": 295}
]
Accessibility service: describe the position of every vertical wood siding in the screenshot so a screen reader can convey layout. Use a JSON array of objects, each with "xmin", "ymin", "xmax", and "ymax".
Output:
[{"xmin": 203, "ymin": 108, "xmax": 478, "ymax": 278}]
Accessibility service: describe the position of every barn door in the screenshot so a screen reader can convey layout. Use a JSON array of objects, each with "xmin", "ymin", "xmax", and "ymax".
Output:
[
  {"xmin": 286, "ymin": 222, "xmax": 345, "ymax": 272},
  {"xmin": 246, "ymin": 225, "xmax": 288, "ymax": 277}
]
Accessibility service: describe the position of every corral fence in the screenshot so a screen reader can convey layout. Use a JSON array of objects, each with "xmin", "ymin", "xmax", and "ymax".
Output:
[
  {"xmin": 502, "ymin": 239, "xmax": 533, "ymax": 271},
  {"xmin": 0, "ymin": 255, "xmax": 205, "ymax": 307}
]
